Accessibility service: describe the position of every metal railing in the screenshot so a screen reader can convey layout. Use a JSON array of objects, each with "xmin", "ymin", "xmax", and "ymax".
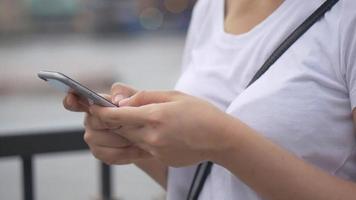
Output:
[{"xmin": 0, "ymin": 129, "xmax": 113, "ymax": 200}]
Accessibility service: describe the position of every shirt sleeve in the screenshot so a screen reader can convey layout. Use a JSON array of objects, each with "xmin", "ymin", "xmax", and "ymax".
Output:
[{"xmin": 339, "ymin": 0, "xmax": 356, "ymax": 110}]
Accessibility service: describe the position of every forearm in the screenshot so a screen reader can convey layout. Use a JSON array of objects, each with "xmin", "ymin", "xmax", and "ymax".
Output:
[
  {"xmin": 135, "ymin": 158, "xmax": 168, "ymax": 189},
  {"xmin": 213, "ymin": 116, "xmax": 356, "ymax": 200}
]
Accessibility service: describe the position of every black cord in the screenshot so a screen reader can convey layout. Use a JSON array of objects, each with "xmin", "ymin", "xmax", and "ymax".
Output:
[
  {"xmin": 247, "ymin": 0, "xmax": 339, "ymax": 87},
  {"xmin": 186, "ymin": 162, "xmax": 213, "ymax": 200}
]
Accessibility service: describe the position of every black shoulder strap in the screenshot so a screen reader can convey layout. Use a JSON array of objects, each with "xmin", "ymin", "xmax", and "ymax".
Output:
[{"xmin": 186, "ymin": 0, "xmax": 339, "ymax": 199}]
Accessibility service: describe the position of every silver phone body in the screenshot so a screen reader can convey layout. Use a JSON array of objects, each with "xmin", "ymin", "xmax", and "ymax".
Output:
[{"xmin": 38, "ymin": 71, "xmax": 117, "ymax": 107}]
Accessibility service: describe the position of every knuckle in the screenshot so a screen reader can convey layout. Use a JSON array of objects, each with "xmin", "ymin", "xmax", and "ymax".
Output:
[
  {"xmin": 84, "ymin": 116, "xmax": 101, "ymax": 129},
  {"xmin": 83, "ymin": 132, "xmax": 93, "ymax": 144},
  {"xmin": 95, "ymin": 113, "xmax": 110, "ymax": 126},
  {"xmin": 147, "ymin": 107, "xmax": 164, "ymax": 128},
  {"xmin": 135, "ymin": 90, "xmax": 147, "ymax": 104},
  {"xmin": 146, "ymin": 134, "xmax": 163, "ymax": 147},
  {"xmin": 101, "ymin": 120, "xmax": 110, "ymax": 129}
]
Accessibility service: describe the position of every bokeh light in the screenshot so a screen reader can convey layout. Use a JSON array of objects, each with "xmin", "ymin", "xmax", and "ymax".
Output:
[
  {"xmin": 0, "ymin": 1, "xmax": 196, "ymax": 199},
  {"xmin": 139, "ymin": 7, "xmax": 164, "ymax": 30}
]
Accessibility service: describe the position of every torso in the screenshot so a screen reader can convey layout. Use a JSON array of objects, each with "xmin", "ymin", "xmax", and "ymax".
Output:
[{"xmin": 167, "ymin": 0, "xmax": 356, "ymax": 199}]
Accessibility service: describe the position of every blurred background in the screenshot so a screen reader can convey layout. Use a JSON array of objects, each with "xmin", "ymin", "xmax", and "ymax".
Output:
[{"xmin": 0, "ymin": 0, "xmax": 195, "ymax": 199}]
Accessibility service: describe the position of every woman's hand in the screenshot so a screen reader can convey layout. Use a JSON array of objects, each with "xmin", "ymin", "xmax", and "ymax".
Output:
[
  {"xmin": 83, "ymin": 113, "xmax": 153, "ymax": 165},
  {"xmin": 89, "ymin": 90, "xmax": 235, "ymax": 167},
  {"xmin": 63, "ymin": 83, "xmax": 153, "ymax": 165},
  {"xmin": 62, "ymin": 82, "xmax": 137, "ymax": 112}
]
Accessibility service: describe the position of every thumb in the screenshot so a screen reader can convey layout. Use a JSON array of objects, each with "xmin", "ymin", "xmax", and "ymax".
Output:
[
  {"xmin": 119, "ymin": 91, "xmax": 178, "ymax": 107},
  {"xmin": 111, "ymin": 83, "xmax": 137, "ymax": 105}
]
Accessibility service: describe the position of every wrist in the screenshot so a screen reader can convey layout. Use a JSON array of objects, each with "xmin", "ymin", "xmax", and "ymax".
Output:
[{"xmin": 207, "ymin": 114, "xmax": 246, "ymax": 165}]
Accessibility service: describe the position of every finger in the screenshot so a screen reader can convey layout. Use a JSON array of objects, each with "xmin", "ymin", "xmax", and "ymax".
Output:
[
  {"xmin": 88, "ymin": 144, "xmax": 152, "ymax": 165},
  {"xmin": 84, "ymin": 129, "xmax": 132, "ymax": 148},
  {"xmin": 109, "ymin": 124, "xmax": 158, "ymax": 154},
  {"xmin": 119, "ymin": 90, "xmax": 180, "ymax": 107},
  {"xmin": 110, "ymin": 83, "xmax": 137, "ymax": 105},
  {"xmin": 89, "ymin": 105, "xmax": 148, "ymax": 127},
  {"xmin": 85, "ymin": 113, "xmax": 125, "ymax": 130},
  {"xmin": 84, "ymin": 114, "xmax": 109, "ymax": 130},
  {"xmin": 99, "ymin": 93, "xmax": 111, "ymax": 101},
  {"xmin": 63, "ymin": 93, "xmax": 89, "ymax": 112},
  {"xmin": 114, "ymin": 125, "xmax": 152, "ymax": 147}
]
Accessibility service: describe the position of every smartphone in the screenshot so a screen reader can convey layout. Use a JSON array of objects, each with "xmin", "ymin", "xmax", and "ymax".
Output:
[{"xmin": 37, "ymin": 71, "xmax": 117, "ymax": 107}]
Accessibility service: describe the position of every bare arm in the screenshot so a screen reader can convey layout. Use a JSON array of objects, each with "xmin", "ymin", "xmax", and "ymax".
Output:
[
  {"xmin": 88, "ymin": 91, "xmax": 356, "ymax": 199},
  {"xmin": 135, "ymin": 159, "xmax": 168, "ymax": 189},
  {"xmin": 213, "ymin": 109, "xmax": 356, "ymax": 200}
]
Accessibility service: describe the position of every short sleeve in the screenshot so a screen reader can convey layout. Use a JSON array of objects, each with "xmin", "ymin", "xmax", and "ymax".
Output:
[{"xmin": 339, "ymin": 0, "xmax": 356, "ymax": 109}]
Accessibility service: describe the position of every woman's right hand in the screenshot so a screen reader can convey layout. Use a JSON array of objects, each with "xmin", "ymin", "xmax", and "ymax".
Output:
[
  {"xmin": 83, "ymin": 111, "xmax": 153, "ymax": 165},
  {"xmin": 62, "ymin": 83, "xmax": 153, "ymax": 165}
]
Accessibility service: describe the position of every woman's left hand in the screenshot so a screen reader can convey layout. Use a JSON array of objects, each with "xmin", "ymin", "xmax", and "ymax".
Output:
[{"xmin": 89, "ymin": 91, "xmax": 235, "ymax": 167}]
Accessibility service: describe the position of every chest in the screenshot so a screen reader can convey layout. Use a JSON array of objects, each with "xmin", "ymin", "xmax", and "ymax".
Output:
[{"xmin": 177, "ymin": 18, "xmax": 345, "ymax": 111}]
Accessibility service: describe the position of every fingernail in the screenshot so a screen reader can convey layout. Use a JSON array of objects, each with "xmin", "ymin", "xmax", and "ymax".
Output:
[
  {"xmin": 113, "ymin": 94, "xmax": 125, "ymax": 105},
  {"xmin": 66, "ymin": 97, "xmax": 75, "ymax": 110},
  {"xmin": 119, "ymin": 98, "xmax": 130, "ymax": 107},
  {"xmin": 88, "ymin": 99, "xmax": 94, "ymax": 106},
  {"xmin": 88, "ymin": 106, "xmax": 93, "ymax": 114}
]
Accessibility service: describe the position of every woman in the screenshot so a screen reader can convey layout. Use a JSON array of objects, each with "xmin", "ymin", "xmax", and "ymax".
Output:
[{"xmin": 64, "ymin": 0, "xmax": 356, "ymax": 199}]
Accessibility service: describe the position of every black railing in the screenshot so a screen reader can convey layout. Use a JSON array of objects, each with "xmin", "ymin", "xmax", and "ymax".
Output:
[{"xmin": 0, "ymin": 129, "xmax": 113, "ymax": 200}]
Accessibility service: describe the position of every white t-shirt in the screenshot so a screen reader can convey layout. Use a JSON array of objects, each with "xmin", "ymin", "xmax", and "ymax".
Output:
[{"xmin": 167, "ymin": 0, "xmax": 356, "ymax": 199}]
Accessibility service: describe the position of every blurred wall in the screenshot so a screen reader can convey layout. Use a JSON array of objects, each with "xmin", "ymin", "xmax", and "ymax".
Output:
[
  {"xmin": 0, "ymin": 0, "xmax": 195, "ymax": 36},
  {"xmin": 0, "ymin": 0, "xmax": 192, "ymax": 200}
]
